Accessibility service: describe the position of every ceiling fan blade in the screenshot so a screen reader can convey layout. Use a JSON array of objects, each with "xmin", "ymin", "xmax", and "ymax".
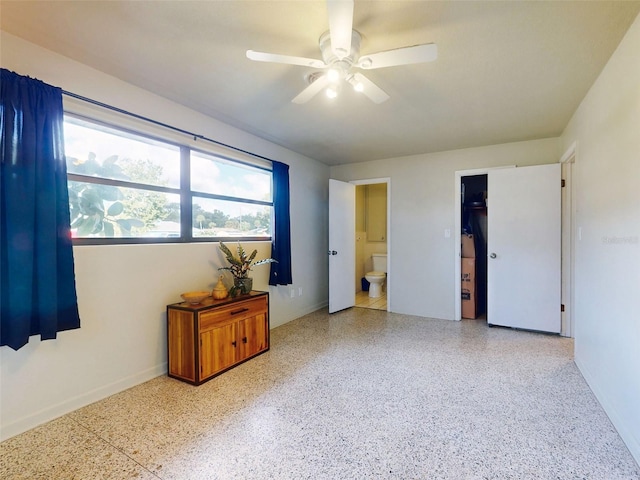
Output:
[
  {"xmin": 349, "ymin": 73, "xmax": 389, "ymax": 104},
  {"xmin": 292, "ymin": 74, "xmax": 330, "ymax": 104},
  {"xmin": 357, "ymin": 43, "xmax": 438, "ymax": 70},
  {"xmin": 247, "ymin": 50, "xmax": 326, "ymax": 68},
  {"xmin": 327, "ymin": 0, "xmax": 354, "ymax": 59}
]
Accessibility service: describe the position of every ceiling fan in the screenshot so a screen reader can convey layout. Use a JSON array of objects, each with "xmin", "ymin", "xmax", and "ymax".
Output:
[{"xmin": 246, "ymin": 0, "xmax": 438, "ymax": 104}]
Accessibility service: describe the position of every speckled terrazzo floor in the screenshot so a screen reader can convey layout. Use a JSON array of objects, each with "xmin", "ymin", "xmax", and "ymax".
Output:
[{"xmin": 2, "ymin": 308, "xmax": 639, "ymax": 480}]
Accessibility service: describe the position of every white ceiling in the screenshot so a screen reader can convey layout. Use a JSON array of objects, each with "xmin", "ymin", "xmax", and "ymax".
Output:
[{"xmin": 2, "ymin": 1, "xmax": 639, "ymax": 166}]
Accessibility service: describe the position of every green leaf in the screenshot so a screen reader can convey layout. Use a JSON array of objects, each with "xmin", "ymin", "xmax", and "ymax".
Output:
[
  {"xmin": 79, "ymin": 188, "xmax": 99, "ymax": 202},
  {"xmin": 96, "ymin": 185, "xmax": 122, "ymax": 201},
  {"xmin": 107, "ymin": 201, "xmax": 124, "ymax": 216},
  {"xmin": 70, "ymin": 214, "xmax": 86, "ymax": 228},
  {"xmin": 65, "ymin": 155, "xmax": 78, "ymax": 168},
  {"xmin": 78, "ymin": 188, "xmax": 104, "ymax": 214},
  {"xmin": 127, "ymin": 218, "xmax": 145, "ymax": 228},
  {"xmin": 91, "ymin": 199, "xmax": 104, "ymax": 214},
  {"xmin": 84, "ymin": 154, "xmax": 100, "ymax": 176},
  {"xmin": 116, "ymin": 219, "xmax": 131, "ymax": 231},
  {"xmin": 102, "ymin": 155, "xmax": 118, "ymax": 167},
  {"xmin": 219, "ymin": 242, "xmax": 235, "ymax": 262},
  {"xmin": 77, "ymin": 217, "xmax": 94, "ymax": 237},
  {"xmin": 92, "ymin": 219, "xmax": 104, "ymax": 234},
  {"xmin": 103, "ymin": 221, "xmax": 115, "ymax": 237},
  {"xmin": 109, "ymin": 164, "xmax": 127, "ymax": 180}
]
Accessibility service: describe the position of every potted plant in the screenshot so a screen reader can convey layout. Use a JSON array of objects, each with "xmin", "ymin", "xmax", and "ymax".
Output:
[{"xmin": 218, "ymin": 242, "xmax": 276, "ymax": 296}]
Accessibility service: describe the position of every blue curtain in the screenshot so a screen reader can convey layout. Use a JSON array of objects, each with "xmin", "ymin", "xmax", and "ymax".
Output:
[
  {"xmin": 1, "ymin": 69, "xmax": 80, "ymax": 351},
  {"xmin": 269, "ymin": 161, "xmax": 293, "ymax": 286}
]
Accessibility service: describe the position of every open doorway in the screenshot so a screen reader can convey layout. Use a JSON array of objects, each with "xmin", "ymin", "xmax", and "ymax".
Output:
[
  {"xmin": 461, "ymin": 174, "xmax": 488, "ymax": 321},
  {"xmin": 352, "ymin": 179, "xmax": 390, "ymax": 311},
  {"xmin": 454, "ymin": 165, "xmax": 514, "ymax": 321}
]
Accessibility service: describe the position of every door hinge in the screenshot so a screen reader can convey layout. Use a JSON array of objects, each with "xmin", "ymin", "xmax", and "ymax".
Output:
[
  {"xmin": 561, "ymin": 304, "xmax": 565, "ymax": 312},
  {"xmin": 561, "ymin": 179, "xmax": 566, "ymax": 187}
]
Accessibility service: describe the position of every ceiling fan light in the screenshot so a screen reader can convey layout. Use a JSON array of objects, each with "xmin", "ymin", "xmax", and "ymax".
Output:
[{"xmin": 327, "ymin": 67, "xmax": 341, "ymax": 83}]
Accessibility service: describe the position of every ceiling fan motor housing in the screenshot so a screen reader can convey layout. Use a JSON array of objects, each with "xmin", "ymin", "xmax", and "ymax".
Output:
[{"xmin": 319, "ymin": 30, "xmax": 362, "ymax": 74}]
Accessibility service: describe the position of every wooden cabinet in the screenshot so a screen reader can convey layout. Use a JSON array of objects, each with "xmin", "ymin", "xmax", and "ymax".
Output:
[{"xmin": 167, "ymin": 291, "xmax": 269, "ymax": 385}]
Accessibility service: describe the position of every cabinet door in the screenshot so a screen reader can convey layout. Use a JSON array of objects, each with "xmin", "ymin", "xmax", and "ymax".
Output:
[
  {"xmin": 238, "ymin": 313, "xmax": 268, "ymax": 359},
  {"xmin": 200, "ymin": 323, "xmax": 236, "ymax": 380}
]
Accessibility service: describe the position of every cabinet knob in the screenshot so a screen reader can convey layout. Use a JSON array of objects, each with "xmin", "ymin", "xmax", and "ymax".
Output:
[
  {"xmin": 242, "ymin": 337, "xmax": 248, "ymax": 344},
  {"xmin": 232, "ymin": 341, "xmax": 237, "ymax": 347}
]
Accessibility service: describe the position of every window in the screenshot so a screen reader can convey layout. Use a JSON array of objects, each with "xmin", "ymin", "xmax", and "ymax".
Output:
[
  {"xmin": 64, "ymin": 115, "xmax": 272, "ymax": 244},
  {"xmin": 190, "ymin": 151, "xmax": 272, "ymax": 238}
]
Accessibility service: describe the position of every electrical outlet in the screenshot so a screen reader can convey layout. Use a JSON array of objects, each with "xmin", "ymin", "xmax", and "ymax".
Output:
[
  {"xmin": 298, "ymin": 287, "xmax": 303, "ymax": 296},
  {"xmin": 290, "ymin": 288, "xmax": 295, "ymax": 298}
]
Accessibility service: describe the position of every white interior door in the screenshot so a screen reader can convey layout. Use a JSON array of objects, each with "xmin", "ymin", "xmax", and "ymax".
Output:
[
  {"xmin": 329, "ymin": 179, "xmax": 355, "ymax": 313},
  {"xmin": 487, "ymin": 164, "xmax": 561, "ymax": 333}
]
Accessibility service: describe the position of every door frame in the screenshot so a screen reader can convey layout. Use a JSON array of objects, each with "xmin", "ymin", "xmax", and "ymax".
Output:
[
  {"xmin": 454, "ymin": 166, "xmax": 514, "ymax": 321},
  {"xmin": 351, "ymin": 177, "xmax": 391, "ymax": 312},
  {"xmin": 560, "ymin": 142, "xmax": 577, "ymax": 337}
]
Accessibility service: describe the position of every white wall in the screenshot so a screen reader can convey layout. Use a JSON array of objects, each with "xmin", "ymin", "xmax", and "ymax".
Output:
[
  {"xmin": 560, "ymin": 13, "xmax": 640, "ymax": 464},
  {"xmin": 0, "ymin": 32, "xmax": 329, "ymax": 440},
  {"xmin": 330, "ymin": 138, "xmax": 560, "ymax": 320}
]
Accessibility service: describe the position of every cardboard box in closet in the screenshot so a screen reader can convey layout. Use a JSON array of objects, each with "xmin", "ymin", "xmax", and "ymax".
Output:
[
  {"xmin": 461, "ymin": 234, "xmax": 476, "ymax": 258},
  {"xmin": 461, "ymin": 257, "xmax": 477, "ymax": 319},
  {"xmin": 461, "ymin": 233, "xmax": 477, "ymax": 319}
]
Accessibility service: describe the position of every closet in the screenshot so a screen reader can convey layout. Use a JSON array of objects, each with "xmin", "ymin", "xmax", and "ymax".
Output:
[{"xmin": 460, "ymin": 175, "xmax": 487, "ymax": 319}]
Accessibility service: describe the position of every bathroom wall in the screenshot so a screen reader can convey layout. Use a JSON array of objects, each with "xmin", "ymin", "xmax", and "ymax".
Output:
[{"xmin": 355, "ymin": 184, "xmax": 388, "ymax": 291}]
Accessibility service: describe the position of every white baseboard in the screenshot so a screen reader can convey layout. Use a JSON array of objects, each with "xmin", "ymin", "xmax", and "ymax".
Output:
[
  {"xmin": 300, "ymin": 301, "xmax": 329, "ymax": 317},
  {"xmin": 0, "ymin": 301, "xmax": 329, "ymax": 442},
  {"xmin": 574, "ymin": 356, "xmax": 640, "ymax": 465},
  {"xmin": 0, "ymin": 363, "xmax": 166, "ymax": 442}
]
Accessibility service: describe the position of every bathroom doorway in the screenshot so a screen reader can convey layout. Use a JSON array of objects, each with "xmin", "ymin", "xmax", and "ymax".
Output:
[{"xmin": 352, "ymin": 178, "xmax": 391, "ymax": 311}]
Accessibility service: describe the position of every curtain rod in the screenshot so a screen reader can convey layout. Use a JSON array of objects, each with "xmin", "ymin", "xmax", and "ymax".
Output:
[{"xmin": 62, "ymin": 90, "xmax": 278, "ymax": 165}]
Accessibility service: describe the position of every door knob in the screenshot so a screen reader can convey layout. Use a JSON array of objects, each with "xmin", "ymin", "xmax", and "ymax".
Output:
[
  {"xmin": 490, "ymin": 253, "xmax": 497, "ymax": 259},
  {"xmin": 328, "ymin": 250, "xmax": 337, "ymax": 255}
]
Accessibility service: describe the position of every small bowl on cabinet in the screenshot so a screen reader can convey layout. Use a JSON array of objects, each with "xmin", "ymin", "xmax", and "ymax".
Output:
[{"xmin": 180, "ymin": 291, "xmax": 210, "ymax": 305}]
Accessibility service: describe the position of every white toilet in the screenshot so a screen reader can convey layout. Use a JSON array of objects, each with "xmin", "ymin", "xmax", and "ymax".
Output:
[{"xmin": 365, "ymin": 253, "xmax": 387, "ymax": 298}]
